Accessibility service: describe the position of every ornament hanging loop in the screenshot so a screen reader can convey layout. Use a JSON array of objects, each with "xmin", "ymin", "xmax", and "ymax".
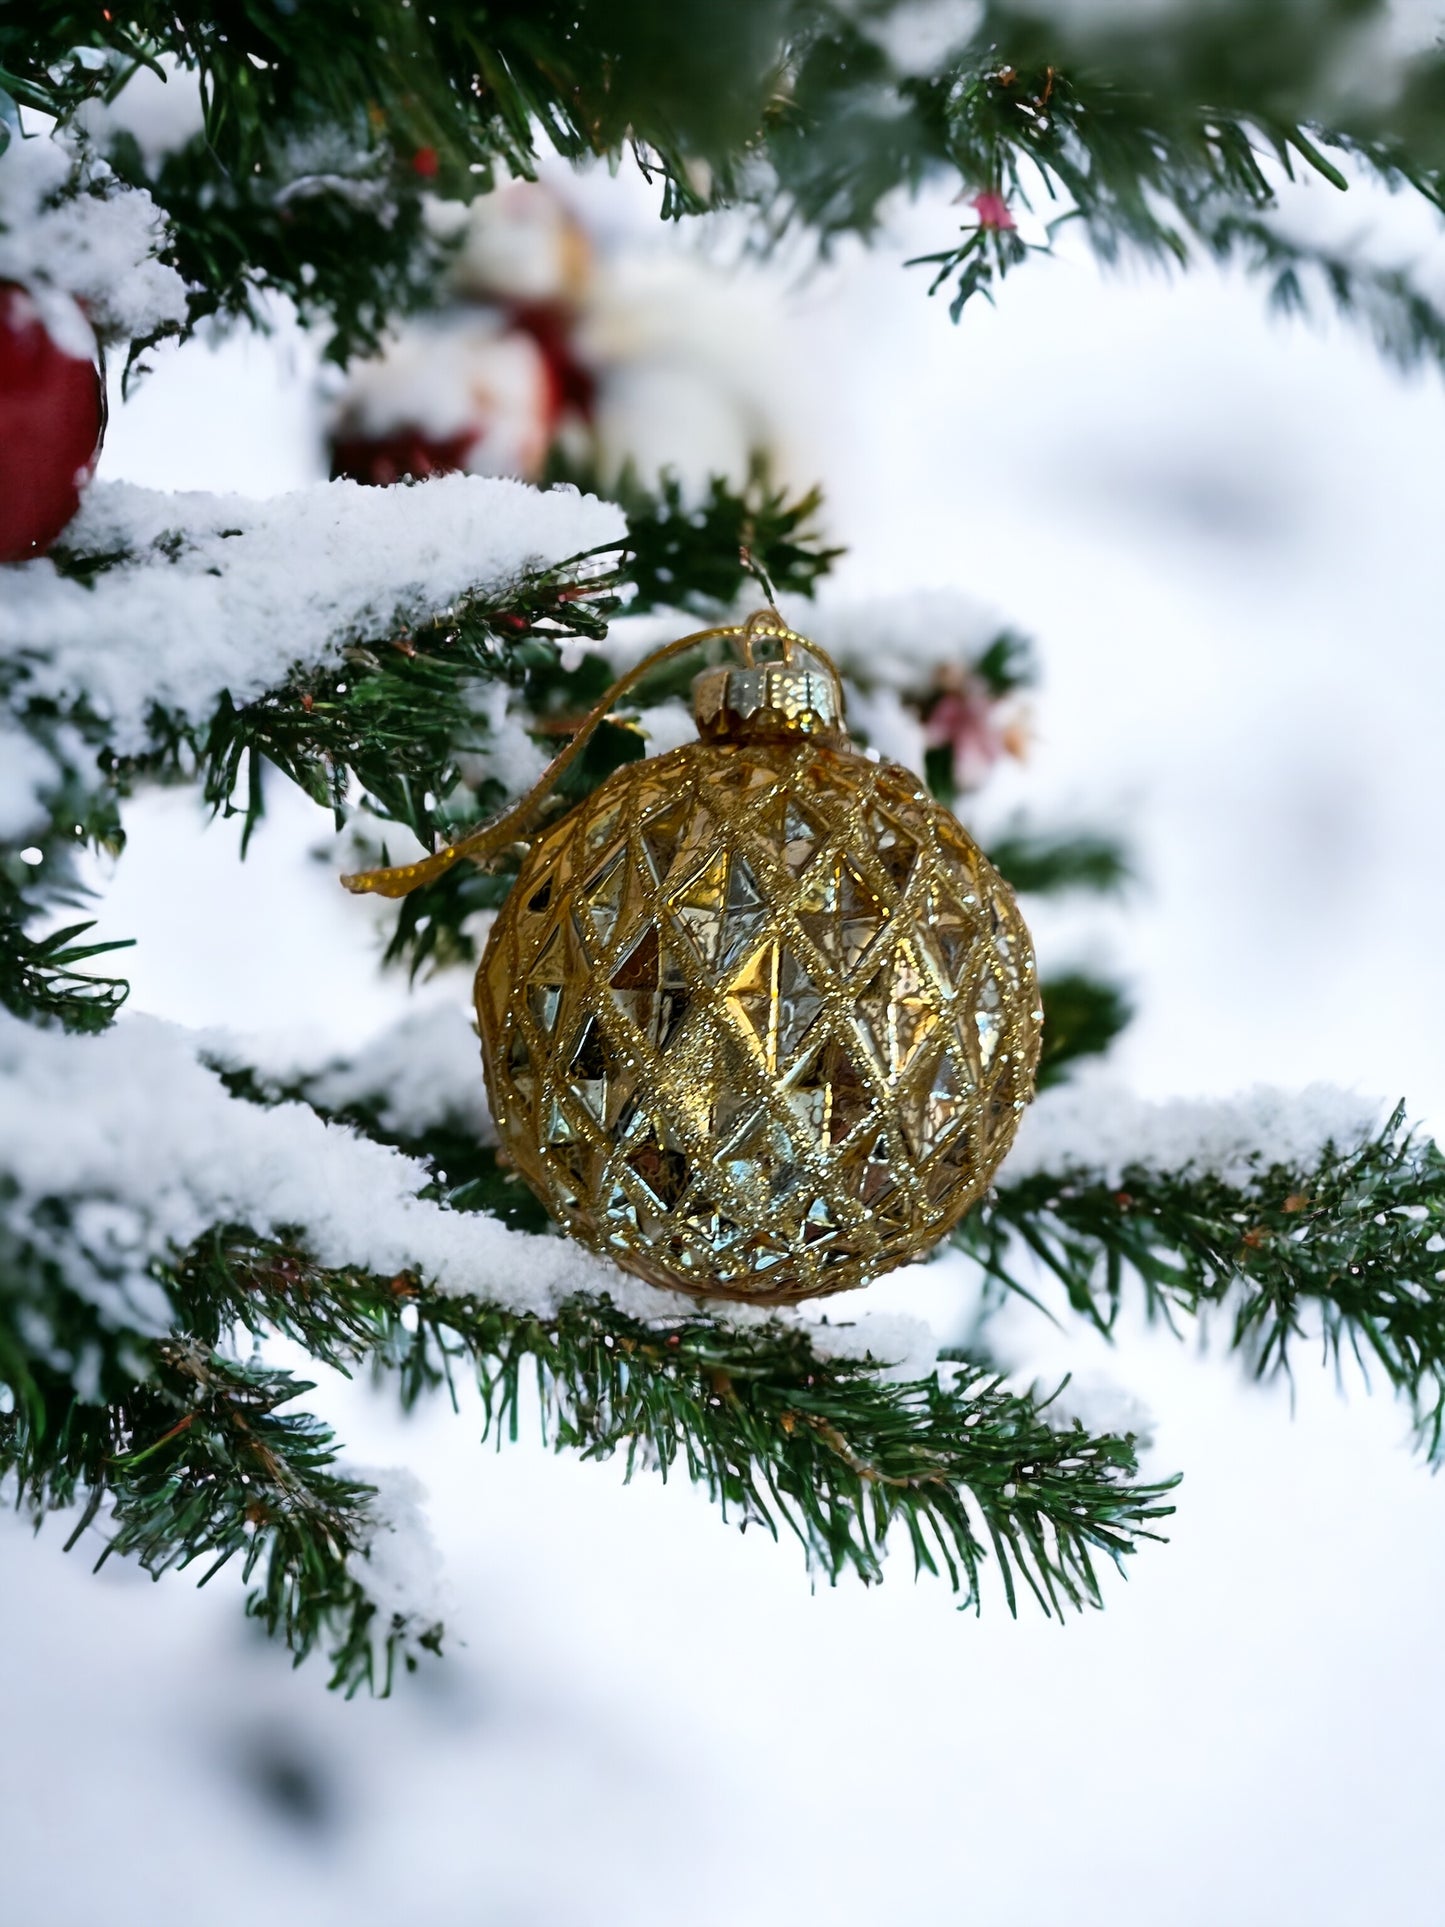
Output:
[
  {"xmin": 340, "ymin": 612, "xmax": 840, "ymax": 901},
  {"xmin": 739, "ymin": 606, "xmax": 798, "ymax": 668}
]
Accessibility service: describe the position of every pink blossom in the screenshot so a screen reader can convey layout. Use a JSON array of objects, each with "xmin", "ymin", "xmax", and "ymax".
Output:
[
  {"xmin": 971, "ymin": 190, "xmax": 1016, "ymax": 231},
  {"xmin": 922, "ymin": 670, "xmax": 1027, "ymax": 791}
]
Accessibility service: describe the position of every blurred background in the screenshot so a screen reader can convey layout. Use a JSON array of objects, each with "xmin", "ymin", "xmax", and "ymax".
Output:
[{"xmin": 3, "ymin": 126, "xmax": 1444, "ymax": 1926}]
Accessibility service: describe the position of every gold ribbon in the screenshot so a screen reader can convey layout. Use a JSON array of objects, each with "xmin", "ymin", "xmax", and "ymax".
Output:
[{"xmin": 340, "ymin": 609, "xmax": 818, "ymax": 900}]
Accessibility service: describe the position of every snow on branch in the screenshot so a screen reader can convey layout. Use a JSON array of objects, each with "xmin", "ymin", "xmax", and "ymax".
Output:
[
  {"xmin": 345, "ymin": 1465, "xmax": 449, "ymax": 1661},
  {"xmin": 1, "ymin": 1005, "xmax": 637, "ymax": 1316},
  {"xmin": 3, "ymin": 476, "xmax": 626, "ymax": 753},
  {"xmin": 282, "ymin": 1002, "xmax": 496, "ymax": 1144},
  {"xmin": 0, "ymin": 130, "xmax": 187, "ymax": 344},
  {"xmin": 979, "ymin": 1075, "xmax": 1445, "ymax": 1457},
  {"xmin": 1002, "ymin": 1076, "xmax": 1385, "ymax": 1191},
  {"xmin": 0, "ymin": 1009, "xmax": 934, "ymax": 1377}
]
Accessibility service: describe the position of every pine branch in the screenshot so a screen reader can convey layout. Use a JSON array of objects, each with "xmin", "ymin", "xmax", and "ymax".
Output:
[
  {"xmin": 2, "ymin": 468, "xmax": 840, "ymax": 1026},
  {"xmin": 0, "ymin": 890, "xmax": 132, "ymax": 1033},
  {"xmin": 4, "ymin": 549, "xmax": 620, "ymax": 887},
  {"xmin": 598, "ymin": 463, "xmax": 845, "ymax": 616},
  {"xmin": 398, "ymin": 1288, "xmax": 1172, "ymax": 1616},
  {"xmin": 13, "ymin": 5, "xmax": 1443, "ymax": 369},
  {"xmin": 0, "ymin": 1201, "xmax": 1174, "ymax": 1661},
  {"xmin": 1, "ymin": 1341, "xmax": 440, "ymax": 1695},
  {"xmin": 14, "ymin": 469, "xmax": 836, "ymax": 850},
  {"xmin": 1037, "ymin": 972, "xmax": 1134, "ymax": 1087},
  {"xmin": 8, "ymin": 0, "xmax": 780, "ymax": 353},
  {"xmin": 0, "ymin": 1003, "xmax": 1173, "ymax": 1648},
  {"xmin": 191, "ymin": 557, "xmax": 622, "ymax": 849},
  {"xmin": 971, "ymin": 1106, "xmax": 1445, "ymax": 1458},
  {"xmin": 985, "ymin": 824, "xmax": 1132, "ymax": 898},
  {"xmin": 103, "ymin": 121, "xmax": 456, "ymax": 369},
  {"xmin": 104, "ymin": 1229, "xmax": 1182, "ymax": 1617},
  {"xmin": 0, "ymin": 755, "xmax": 132, "ymax": 1032},
  {"xmin": 1197, "ymin": 205, "xmax": 1445, "ymax": 371},
  {"xmin": 9, "ymin": 0, "xmax": 779, "ymax": 194}
]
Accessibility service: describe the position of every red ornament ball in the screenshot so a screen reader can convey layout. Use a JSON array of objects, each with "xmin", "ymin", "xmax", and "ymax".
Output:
[{"xmin": 0, "ymin": 280, "xmax": 105, "ymax": 564}]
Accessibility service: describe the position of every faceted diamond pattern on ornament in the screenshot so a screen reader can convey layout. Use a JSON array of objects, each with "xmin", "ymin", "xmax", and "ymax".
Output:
[
  {"xmin": 864, "ymin": 805, "xmax": 919, "ymax": 893},
  {"xmin": 924, "ymin": 1132, "xmax": 975, "ymax": 1207},
  {"xmin": 609, "ymin": 924, "xmax": 691, "ymax": 1052},
  {"xmin": 679, "ymin": 1195, "xmax": 743, "ymax": 1253},
  {"xmin": 974, "ymin": 970, "xmax": 1004, "ymax": 1070},
  {"xmin": 853, "ymin": 938, "xmax": 942, "ymax": 1078},
  {"xmin": 725, "ymin": 938, "xmax": 822, "ymax": 1073},
  {"xmin": 481, "ymin": 920, "xmax": 517, "ymax": 1036},
  {"xmin": 582, "ymin": 800, "xmax": 624, "ymax": 859},
  {"xmin": 672, "ymin": 849, "xmax": 728, "ymax": 966},
  {"xmin": 986, "ymin": 888, "xmax": 1021, "ymax": 988},
  {"xmin": 801, "ymin": 1194, "xmax": 841, "ymax": 1244},
  {"xmin": 670, "ymin": 802, "xmax": 720, "ymax": 887},
  {"xmin": 504, "ymin": 1026, "xmax": 535, "ymax": 1103},
  {"xmin": 722, "ymin": 1111, "xmax": 808, "ymax": 1212},
  {"xmin": 906, "ymin": 1043, "xmax": 973, "ymax": 1159},
  {"xmin": 638, "ymin": 795, "xmax": 693, "ymax": 884},
  {"xmin": 780, "ymin": 1035, "xmax": 874, "ymax": 1152},
  {"xmin": 919, "ymin": 883, "xmax": 976, "ymax": 984},
  {"xmin": 525, "ymin": 923, "xmax": 567, "ymax": 1037},
  {"xmin": 758, "ymin": 796, "xmax": 825, "ymax": 875},
  {"xmin": 714, "ymin": 752, "xmax": 780, "ymax": 799},
  {"xmin": 693, "ymin": 1028, "xmax": 758, "ymax": 1144},
  {"xmin": 795, "ymin": 855, "xmax": 889, "ymax": 973},
  {"xmin": 477, "ymin": 735, "xmax": 1042, "ymax": 1304},
  {"xmin": 580, "ymin": 849, "xmax": 627, "ymax": 948},
  {"xmin": 567, "ymin": 1017, "xmax": 637, "ymax": 1136},
  {"xmin": 985, "ymin": 1061, "xmax": 1023, "ymax": 1138},
  {"xmin": 672, "ymin": 849, "xmax": 767, "ymax": 973},
  {"xmin": 623, "ymin": 1122, "xmax": 691, "ymax": 1212}
]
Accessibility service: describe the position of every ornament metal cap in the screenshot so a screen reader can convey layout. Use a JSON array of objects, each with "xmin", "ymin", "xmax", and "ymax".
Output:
[{"xmin": 692, "ymin": 617, "xmax": 847, "ymax": 745}]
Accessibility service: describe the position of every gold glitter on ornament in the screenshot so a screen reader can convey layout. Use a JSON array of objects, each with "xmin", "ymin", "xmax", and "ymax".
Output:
[{"xmin": 345, "ymin": 614, "xmax": 1043, "ymax": 1304}]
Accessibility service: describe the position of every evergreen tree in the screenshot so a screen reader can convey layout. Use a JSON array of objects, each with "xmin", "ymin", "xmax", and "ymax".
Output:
[{"xmin": 3, "ymin": 0, "xmax": 1443, "ymax": 1693}]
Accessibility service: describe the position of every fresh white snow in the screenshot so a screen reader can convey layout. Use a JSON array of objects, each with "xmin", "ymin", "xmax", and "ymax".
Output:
[
  {"xmin": 0, "ymin": 725, "xmax": 60, "ymax": 842},
  {"xmin": 2, "ymin": 475, "xmax": 626, "ymax": 752},
  {"xmin": 75, "ymin": 55, "xmax": 208, "ymax": 172},
  {"xmin": 345, "ymin": 1464, "xmax": 450, "ymax": 1650},
  {"xmin": 218, "ymin": 1001, "xmax": 498, "ymax": 1145},
  {"xmin": 1004, "ymin": 1073, "xmax": 1384, "ymax": 1190},
  {"xmin": 0, "ymin": 997, "xmax": 1394, "ymax": 1412},
  {"xmin": 0, "ymin": 130, "xmax": 188, "ymax": 343}
]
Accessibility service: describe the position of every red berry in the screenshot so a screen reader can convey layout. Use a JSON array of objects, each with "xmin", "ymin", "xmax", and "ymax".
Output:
[
  {"xmin": 0, "ymin": 281, "xmax": 104, "ymax": 563},
  {"xmin": 411, "ymin": 147, "xmax": 440, "ymax": 179}
]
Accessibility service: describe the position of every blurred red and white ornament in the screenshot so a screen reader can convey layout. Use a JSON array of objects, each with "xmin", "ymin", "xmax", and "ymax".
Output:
[
  {"xmin": 328, "ymin": 177, "xmax": 789, "ymax": 493},
  {"xmin": 0, "ymin": 280, "xmax": 104, "ymax": 562},
  {"xmin": 451, "ymin": 179, "xmax": 592, "ymax": 310},
  {"xmin": 331, "ymin": 314, "xmax": 561, "ymax": 484},
  {"xmin": 576, "ymin": 252, "xmax": 783, "ymax": 491},
  {"xmin": 331, "ymin": 183, "xmax": 596, "ymax": 486}
]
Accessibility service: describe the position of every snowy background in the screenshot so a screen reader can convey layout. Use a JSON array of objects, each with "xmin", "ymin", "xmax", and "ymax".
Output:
[{"xmin": 4, "ymin": 158, "xmax": 1445, "ymax": 1925}]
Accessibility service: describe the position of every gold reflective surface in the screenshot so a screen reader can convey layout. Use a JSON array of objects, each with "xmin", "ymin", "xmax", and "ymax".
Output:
[{"xmin": 476, "ymin": 739, "xmax": 1042, "ymax": 1302}]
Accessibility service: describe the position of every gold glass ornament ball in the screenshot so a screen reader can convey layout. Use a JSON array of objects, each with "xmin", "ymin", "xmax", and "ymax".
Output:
[{"xmin": 475, "ymin": 636, "xmax": 1042, "ymax": 1303}]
